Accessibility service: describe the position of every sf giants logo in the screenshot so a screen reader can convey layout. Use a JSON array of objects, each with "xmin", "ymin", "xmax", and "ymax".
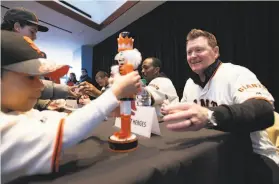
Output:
[
  {"xmin": 194, "ymin": 99, "xmax": 218, "ymax": 107},
  {"xmin": 238, "ymin": 83, "xmax": 267, "ymax": 92},
  {"xmin": 149, "ymin": 84, "xmax": 159, "ymax": 90}
]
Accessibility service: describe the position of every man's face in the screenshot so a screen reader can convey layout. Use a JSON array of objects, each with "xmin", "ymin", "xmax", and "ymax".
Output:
[
  {"xmin": 141, "ymin": 58, "xmax": 159, "ymax": 83},
  {"xmin": 1, "ymin": 70, "xmax": 44, "ymax": 112},
  {"xmin": 15, "ymin": 23, "xmax": 38, "ymax": 41},
  {"xmin": 81, "ymin": 70, "xmax": 87, "ymax": 76},
  {"xmin": 95, "ymin": 76, "xmax": 108, "ymax": 87},
  {"xmin": 186, "ymin": 36, "xmax": 219, "ymax": 75}
]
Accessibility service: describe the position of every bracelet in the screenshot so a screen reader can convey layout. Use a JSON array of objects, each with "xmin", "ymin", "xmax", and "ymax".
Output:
[{"xmin": 207, "ymin": 110, "xmax": 217, "ymax": 126}]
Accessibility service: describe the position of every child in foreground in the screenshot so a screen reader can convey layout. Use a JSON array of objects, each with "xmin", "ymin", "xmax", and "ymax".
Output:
[{"xmin": 0, "ymin": 31, "xmax": 141, "ymax": 182}]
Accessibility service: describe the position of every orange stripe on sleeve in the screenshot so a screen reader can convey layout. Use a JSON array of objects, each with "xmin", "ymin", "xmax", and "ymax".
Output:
[{"xmin": 51, "ymin": 118, "xmax": 65, "ymax": 172}]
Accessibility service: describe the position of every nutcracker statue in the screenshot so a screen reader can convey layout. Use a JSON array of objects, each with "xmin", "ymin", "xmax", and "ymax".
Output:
[{"xmin": 108, "ymin": 31, "xmax": 142, "ymax": 152}]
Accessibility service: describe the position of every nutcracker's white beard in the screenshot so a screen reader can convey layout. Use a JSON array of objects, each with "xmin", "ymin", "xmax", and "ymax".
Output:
[{"xmin": 114, "ymin": 49, "xmax": 142, "ymax": 69}]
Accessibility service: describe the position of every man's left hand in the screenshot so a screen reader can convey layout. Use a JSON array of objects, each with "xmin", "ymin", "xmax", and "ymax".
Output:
[{"xmin": 162, "ymin": 102, "xmax": 209, "ymax": 131}]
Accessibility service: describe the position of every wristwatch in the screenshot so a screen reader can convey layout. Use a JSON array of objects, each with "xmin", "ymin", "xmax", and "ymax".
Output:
[{"xmin": 207, "ymin": 110, "xmax": 217, "ymax": 127}]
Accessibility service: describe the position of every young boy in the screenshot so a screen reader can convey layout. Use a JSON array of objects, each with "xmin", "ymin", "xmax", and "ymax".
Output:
[
  {"xmin": 1, "ymin": 7, "xmax": 85, "ymax": 99},
  {"xmin": 1, "ymin": 31, "xmax": 141, "ymax": 182}
]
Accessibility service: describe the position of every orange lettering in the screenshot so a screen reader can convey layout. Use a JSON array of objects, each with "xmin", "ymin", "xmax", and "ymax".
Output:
[
  {"xmin": 238, "ymin": 88, "xmax": 244, "ymax": 92},
  {"xmin": 246, "ymin": 84, "xmax": 252, "ymax": 89}
]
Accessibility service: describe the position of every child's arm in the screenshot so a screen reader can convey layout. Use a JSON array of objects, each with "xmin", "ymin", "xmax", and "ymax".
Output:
[
  {"xmin": 1, "ymin": 71, "xmax": 140, "ymax": 182},
  {"xmin": 1, "ymin": 89, "xmax": 118, "ymax": 182},
  {"xmin": 62, "ymin": 89, "xmax": 118, "ymax": 149}
]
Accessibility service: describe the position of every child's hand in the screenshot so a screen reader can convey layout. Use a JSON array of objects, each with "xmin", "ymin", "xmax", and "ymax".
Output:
[{"xmin": 111, "ymin": 71, "xmax": 141, "ymax": 99}]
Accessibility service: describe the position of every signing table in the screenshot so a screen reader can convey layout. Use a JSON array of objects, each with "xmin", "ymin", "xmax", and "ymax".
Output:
[{"xmin": 9, "ymin": 118, "xmax": 244, "ymax": 184}]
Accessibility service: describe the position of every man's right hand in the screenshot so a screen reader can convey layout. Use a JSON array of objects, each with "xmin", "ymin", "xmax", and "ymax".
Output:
[
  {"xmin": 78, "ymin": 82, "xmax": 102, "ymax": 97},
  {"xmin": 68, "ymin": 85, "xmax": 81, "ymax": 98}
]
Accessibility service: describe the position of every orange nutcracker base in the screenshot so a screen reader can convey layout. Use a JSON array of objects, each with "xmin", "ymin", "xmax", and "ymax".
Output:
[{"xmin": 108, "ymin": 105, "xmax": 138, "ymax": 152}]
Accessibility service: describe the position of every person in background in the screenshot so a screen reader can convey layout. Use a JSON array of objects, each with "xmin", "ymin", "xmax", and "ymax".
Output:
[
  {"xmin": 75, "ymin": 69, "xmax": 103, "ymax": 101},
  {"xmin": 79, "ymin": 68, "xmax": 93, "ymax": 84},
  {"xmin": 1, "ymin": 7, "xmax": 48, "ymax": 39},
  {"xmin": 1, "ymin": 7, "xmax": 82, "ymax": 100},
  {"xmin": 66, "ymin": 72, "xmax": 78, "ymax": 86},
  {"xmin": 95, "ymin": 71, "xmax": 109, "ymax": 93},
  {"xmin": 141, "ymin": 57, "xmax": 179, "ymax": 118}
]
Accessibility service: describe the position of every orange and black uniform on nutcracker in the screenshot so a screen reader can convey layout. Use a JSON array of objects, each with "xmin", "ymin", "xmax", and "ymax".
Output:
[{"xmin": 114, "ymin": 32, "xmax": 141, "ymax": 139}]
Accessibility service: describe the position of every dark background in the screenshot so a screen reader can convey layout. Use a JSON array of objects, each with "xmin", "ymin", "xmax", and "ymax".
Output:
[{"xmin": 92, "ymin": 1, "xmax": 279, "ymax": 111}]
